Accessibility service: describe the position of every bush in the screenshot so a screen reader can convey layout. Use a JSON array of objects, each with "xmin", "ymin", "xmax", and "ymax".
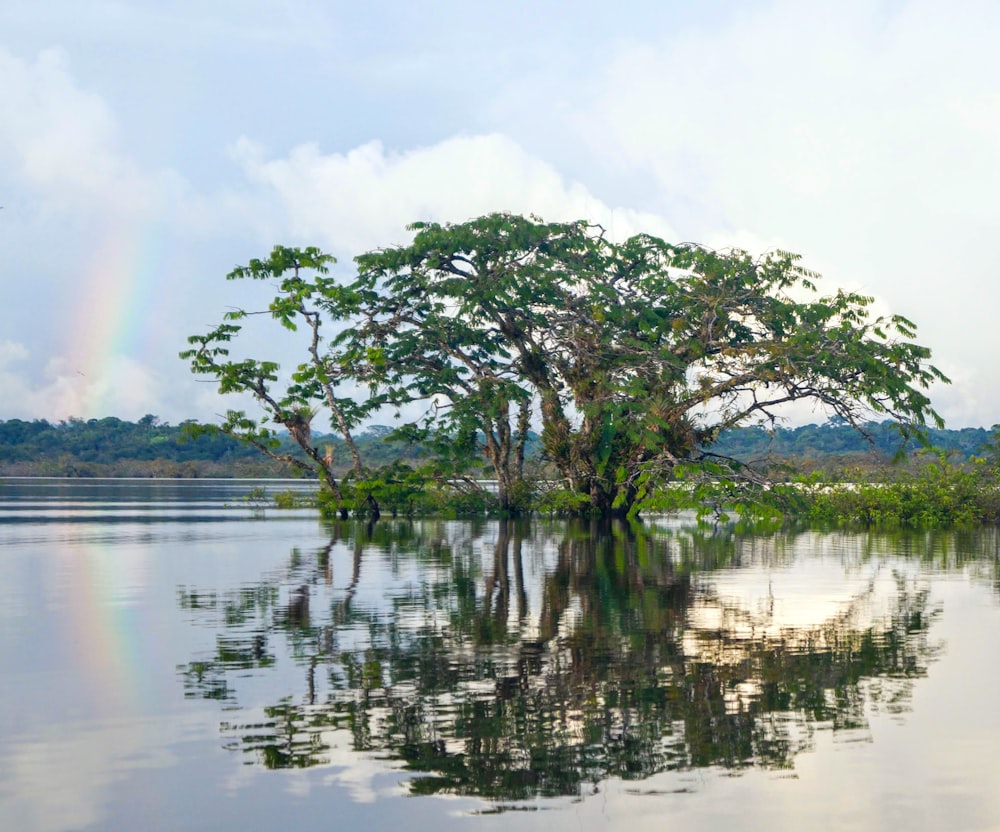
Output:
[
  {"xmin": 535, "ymin": 488, "xmax": 595, "ymax": 517},
  {"xmin": 317, "ymin": 465, "xmax": 500, "ymax": 520},
  {"xmin": 803, "ymin": 454, "xmax": 1000, "ymax": 528},
  {"xmin": 272, "ymin": 490, "xmax": 316, "ymax": 509}
]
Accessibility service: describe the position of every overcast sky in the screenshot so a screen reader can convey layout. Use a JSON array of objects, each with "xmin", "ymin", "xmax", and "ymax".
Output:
[{"xmin": 1, "ymin": 0, "xmax": 998, "ymax": 429}]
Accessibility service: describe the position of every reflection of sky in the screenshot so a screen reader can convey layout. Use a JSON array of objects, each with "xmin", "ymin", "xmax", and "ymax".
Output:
[
  {"xmin": 583, "ymin": 579, "xmax": 1000, "ymax": 832},
  {"xmin": 0, "ymin": 510, "xmax": 352, "ymax": 831},
  {"xmin": 687, "ymin": 555, "xmax": 901, "ymax": 640},
  {"xmin": 2, "ymin": 713, "xmax": 214, "ymax": 832},
  {"xmin": 1, "ymin": 504, "xmax": 1000, "ymax": 831}
]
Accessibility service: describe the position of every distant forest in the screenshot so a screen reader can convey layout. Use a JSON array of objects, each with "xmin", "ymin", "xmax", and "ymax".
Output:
[
  {"xmin": 710, "ymin": 420, "xmax": 995, "ymax": 465},
  {"xmin": 0, "ymin": 415, "xmax": 996, "ymax": 479},
  {"xmin": 0, "ymin": 416, "xmax": 418, "ymax": 478}
]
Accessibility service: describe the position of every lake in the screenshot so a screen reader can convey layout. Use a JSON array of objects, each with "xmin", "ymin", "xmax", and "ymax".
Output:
[{"xmin": 1, "ymin": 478, "xmax": 999, "ymax": 831}]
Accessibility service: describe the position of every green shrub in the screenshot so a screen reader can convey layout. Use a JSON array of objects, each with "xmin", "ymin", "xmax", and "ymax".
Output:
[
  {"xmin": 803, "ymin": 454, "xmax": 999, "ymax": 528},
  {"xmin": 272, "ymin": 490, "xmax": 315, "ymax": 509},
  {"xmin": 535, "ymin": 488, "xmax": 595, "ymax": 517}
]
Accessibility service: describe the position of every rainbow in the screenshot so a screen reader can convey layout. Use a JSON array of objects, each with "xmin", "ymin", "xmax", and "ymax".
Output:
[
  {"xmin": 63, "ymin": 536, "xmax": 163, "ymax": 714},
  {"xmin": 69, "ymin": 217, "xmax": 166, "ymax": 419}
]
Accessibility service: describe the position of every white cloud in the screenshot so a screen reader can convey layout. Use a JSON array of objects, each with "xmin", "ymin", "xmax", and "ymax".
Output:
[
  {"xmin": 0, "ymin": 48, "xmax": 114, "ymax": 183},
  {"xmin": 0, "ymin": 350, "xmax": 174, "ymax": 423},
  {"xmin": 0, "ymin": 48, "xmax": 146, "ymax": 208},
  {"xmin": 0, "ymin": 340, "xmax": 29, "ymax": 367},
  {"xmin": 0, "ymin": 46, "xmax": 213, "ymax": 231},
  {"xmin": 571, "ymin": 2, "xmax": 996, "ymax": 256},
  {"xmin": 231, "ymin": 133, "xmax": 678, "ymax": 256}
]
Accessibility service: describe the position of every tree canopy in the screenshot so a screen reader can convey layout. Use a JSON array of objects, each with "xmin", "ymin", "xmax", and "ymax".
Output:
[{"xmin": 182, "ymin": 213, "xmax": 947, "ymax": 517}]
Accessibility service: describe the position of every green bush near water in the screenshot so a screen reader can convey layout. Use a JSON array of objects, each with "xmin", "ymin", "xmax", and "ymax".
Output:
[
  {"xmin": 272, "ymin": 490, "xmax": 316, "ymax": 509},
  {"xmin": 250, "ymin": 447, "xmax": 1000, "ymax": 529},
  {"xmin": 802, "ymin": 458, "xmax": 1000, "ymax": 528},
  {"xmin": 316, "ymin": 470, "xmax": 501, "ymax": 519}
]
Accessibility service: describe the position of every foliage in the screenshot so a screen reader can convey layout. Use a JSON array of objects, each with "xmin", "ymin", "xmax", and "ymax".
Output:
[
  {"xmin": 179, "ymin": 215, "xmax": 948, "ymax": 518},
  {"xmin": 415, "ymin": 484, "xmax": 500, "ymax": 518},
  {"xmin": 230, "ymin": 486, "xmax": 318, "ymax": 512},
  {"xmin": 0, "ymin": 415, "xmax": 278, "ymax": 476},
  {"xmin": 0, "ymin": 416, "xmax": 419, "ymax": 479},
  {"xmin": 638, "ymin": 472, "xmax": 796, "ymax": 527},
  {"xmin": 241, "ymin": 486, "xmax": 270, "ymax": 510},
  {"xmin": 802, "ymin": 452, "xmax": 1000, "ymax": 528},
  {"xmin": 311, "ymin": 465, "xmax": 499, "ymax": 519},
  {"xmin": 532, "ymin": 486, "xmax": 595, "ymax": 517},
  {"xmin": 343, "ymin": 461, "xmax": 426, "ymax": 517},
  {"xmin": 712, "ymin": 420, "xmax": 992, "ymax": 462},
  {"xmin": 272, "ymin": 489, "xmax": 316, "ymax": 509},
  {"xmin": 180, "ymin": 246, "xmax": 371, "ymax": 510}
]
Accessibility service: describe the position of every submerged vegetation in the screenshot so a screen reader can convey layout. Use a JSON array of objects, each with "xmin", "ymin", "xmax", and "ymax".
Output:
[
  {"xmin": 3, "ymin": 416, "xmax": 999, "ymax": 528},
  {"xmin": 800, "ymin": 455, "xmax": 1000, "ymax": 528}
]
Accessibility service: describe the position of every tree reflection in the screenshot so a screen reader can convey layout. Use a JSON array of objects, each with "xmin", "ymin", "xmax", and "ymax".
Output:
[{"xmin": 178, "ymin": 519, "xmax": 952, "ymax": 801}]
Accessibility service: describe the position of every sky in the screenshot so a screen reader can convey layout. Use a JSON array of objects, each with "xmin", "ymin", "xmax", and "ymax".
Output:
[{"xmin": 1, "ymin": 0, "xmax": 998, "ymax": 429}]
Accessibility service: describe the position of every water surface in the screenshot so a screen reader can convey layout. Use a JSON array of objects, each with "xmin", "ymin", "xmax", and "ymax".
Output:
[{"xmin": 1, "ymin": 478, "xmax": 999, "ymax": 831}]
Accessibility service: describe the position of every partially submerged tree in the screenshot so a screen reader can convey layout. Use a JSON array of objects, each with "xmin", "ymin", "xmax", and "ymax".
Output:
[
  {"xmin": 183, "ymin": 215, "xmax": 947, "ymax": 518},
  {"xmin": 348, "ymin": 215, "xmax": 601, "ymax": 512},
  {"xmin": 181, "ymin": 246, "xmax": 371, "ymax": 516},
  {"xmin": 350, "ymin": 215, "xmax": 947, "ymax": 516}
]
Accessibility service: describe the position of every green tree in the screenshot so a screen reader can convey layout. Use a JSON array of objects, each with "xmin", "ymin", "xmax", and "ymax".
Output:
[
  {"xmin": 180, "ymin": 246, "xmax": 371, "ymax": 513},
  {"xmin": 350, "ymin": 214, "xmax": 947, "ymax": 517},
  {"xmin": 180, "ymin": 215, "xmax": 946, "ymax": 518}
]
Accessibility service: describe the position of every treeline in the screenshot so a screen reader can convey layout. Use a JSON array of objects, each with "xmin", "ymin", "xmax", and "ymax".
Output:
[
  {"xmin": 712, "ymin": 421, "xmax": 995, "ymax": 471},
  {"xmin": 0, "ymin": 415, "xmax": 996, "ymax": 479},
  {"xmin": 0, "ymin": 416, "xmax": 416, "ymax": 478}
]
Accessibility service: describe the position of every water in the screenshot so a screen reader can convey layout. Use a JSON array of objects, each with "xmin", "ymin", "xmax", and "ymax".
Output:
[{"xmin": 1, "ymin": 478, "xmax": 999, "ymax": 831}]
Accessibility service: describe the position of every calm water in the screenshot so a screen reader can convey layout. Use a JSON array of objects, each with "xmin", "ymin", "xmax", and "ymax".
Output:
[{"xmin": 1, "ymin": 478, "xmax": 999, "ymax": 831}]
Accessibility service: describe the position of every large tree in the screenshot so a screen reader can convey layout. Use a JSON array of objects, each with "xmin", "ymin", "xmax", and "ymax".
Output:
[
  {"xmin": 183, "ymin": 215, "xmax": 947, "ymax": 518},
  {"xmin": 349, "ymin": 214, "xmax": 947, "ymax": 516}
]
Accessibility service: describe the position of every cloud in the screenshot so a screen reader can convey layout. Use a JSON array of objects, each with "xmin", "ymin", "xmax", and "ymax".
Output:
[
  {"xmin": 576, "ymin": 1, "xmax": 1000, "ymax": 277},
  {"xmin": 0, "ymin": 346, "xmax": 176, "ymax": 423},
  {"xmin": 1, "ymin": 3, "xmax": 995, "ymax": 427},
  {"xmin": 0, "ymin": 45, "xmax": 208, "ymax": 232},
  {"xmin": 0, "ymin": 48, "xmax": 114, "ymax": 182},
  {"xmin": 0, "ymin": 340, "xmax": 29, "ymax": 367},
  {"xmin": 230, "ymin": 132, "xmax": 678, "ymax": 256},
  {"xmin": 576, "ymin": 1, "xmax": 1000, "ymax": 234},
  {"xmin": 0, "ymin": 48, "xmax": 144, "ymax": 209}
]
